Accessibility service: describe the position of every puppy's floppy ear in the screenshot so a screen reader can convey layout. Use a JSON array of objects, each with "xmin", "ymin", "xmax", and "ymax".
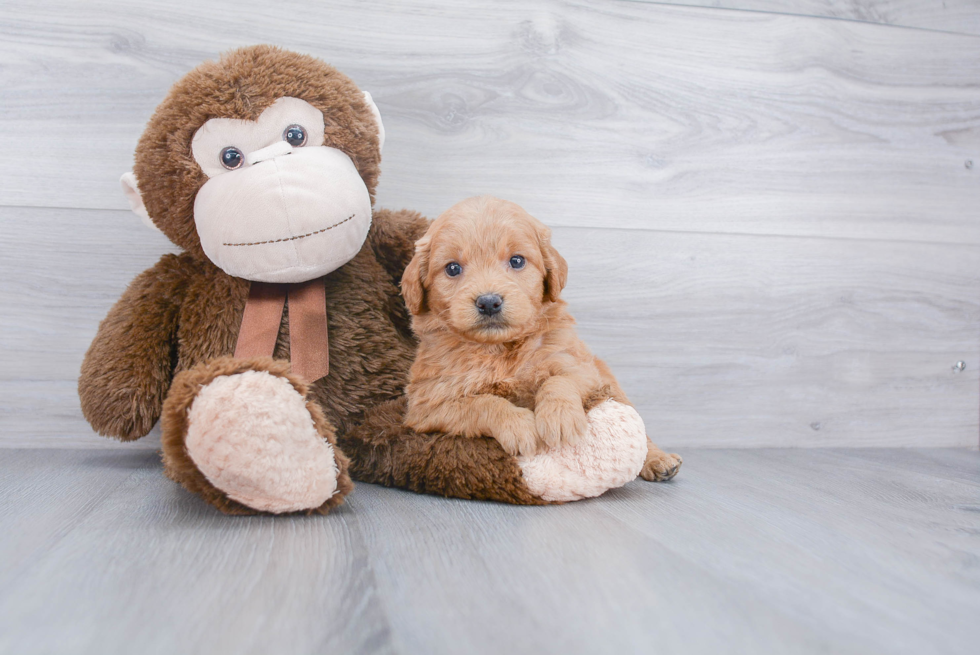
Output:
[
  {"xmin": 538, "ymin": 226, "xmax": 568, "ymax": 302},
  {"xmin": 401, "ymin": 235, "xmax": 431, "ymax": 315}
]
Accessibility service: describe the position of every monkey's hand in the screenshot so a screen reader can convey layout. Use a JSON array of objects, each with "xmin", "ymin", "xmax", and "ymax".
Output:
[
  {"xmin": 78, "ymin": 254, "xmax": 191, "ymax": 441},
  {"xmin": 368, "ymin": 208, "xmax": 431, "ymax": 285},
  {"xmin": 367, "ymin": 208, "xmax": 431, "ymax": 339}
]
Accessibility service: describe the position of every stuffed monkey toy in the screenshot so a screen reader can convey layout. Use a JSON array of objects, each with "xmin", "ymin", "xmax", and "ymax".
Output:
[{"xmin": 79, "ymin": 46, "xmax": 679, "ymax": 514}]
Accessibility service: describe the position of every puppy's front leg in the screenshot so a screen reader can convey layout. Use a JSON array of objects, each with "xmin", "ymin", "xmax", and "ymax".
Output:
[
  {"xmin": 406, "ymin": 394, "xmax": 539, "ymax": 456},
  {"xmin": 487, "ymin": 399, "xmax": 540, "ymax": 457},
  {"xmin": 534, "ymin": 375, "xmax": 589, "ymax": 449}
]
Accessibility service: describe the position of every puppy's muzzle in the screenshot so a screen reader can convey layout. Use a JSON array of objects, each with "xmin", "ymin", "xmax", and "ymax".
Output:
[{"xmin": 475, "ymin": 293, "xmax": 504, "ymax": 317}]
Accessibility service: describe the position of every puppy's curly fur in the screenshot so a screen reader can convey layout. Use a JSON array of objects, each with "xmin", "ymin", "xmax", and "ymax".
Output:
[{"xmin": 401, "ymin": 196, "xmax": 681, "ymax": 480}]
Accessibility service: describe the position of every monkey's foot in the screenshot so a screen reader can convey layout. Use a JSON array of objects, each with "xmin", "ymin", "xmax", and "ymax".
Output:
[
  {"xmin": 518, "ymin": 400, "xmax": 648, "ymax": 502},
  {"xmin": 640, "ymin": 443, "xmax": 683, "ymax": 482},
  {"xmin": 161, "ymin": 357, "xmax": 352, "ymax": 514}
]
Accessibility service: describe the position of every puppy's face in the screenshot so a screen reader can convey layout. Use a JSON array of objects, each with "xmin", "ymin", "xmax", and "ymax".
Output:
[{"xmin": 402, "ymin": 197, "xmax": 567, "ymax": 344}]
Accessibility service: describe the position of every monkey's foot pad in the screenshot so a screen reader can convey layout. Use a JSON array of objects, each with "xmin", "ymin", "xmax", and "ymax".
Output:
[
  {"xmin": 518, "ymin": 400, "xmax": 648, "ymax": 502},
  {"xmin": 184, "ymin": 370, "xmax": 340, "ymax": 513}
]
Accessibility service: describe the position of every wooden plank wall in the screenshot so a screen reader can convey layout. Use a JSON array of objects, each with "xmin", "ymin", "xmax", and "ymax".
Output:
[{"xmin": 1, "ymin": 0, "xmax": 978, "ymax": 448}]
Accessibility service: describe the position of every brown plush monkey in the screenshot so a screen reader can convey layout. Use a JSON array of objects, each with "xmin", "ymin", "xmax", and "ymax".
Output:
[{"xmin": 80, "ymin": 46, "xmax": 678, "ymax": 515}]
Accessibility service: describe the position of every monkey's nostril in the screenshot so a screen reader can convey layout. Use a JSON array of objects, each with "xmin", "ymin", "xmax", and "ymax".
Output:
[{"xmin": 475, "ymin": 293, "xmax": 504, "ymax": 316}]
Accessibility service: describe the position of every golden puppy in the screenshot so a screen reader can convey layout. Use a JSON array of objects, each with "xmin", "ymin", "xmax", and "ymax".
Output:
[{"xmin": 401, "ymin": 196, "xmax": 681, "ymax": 481}]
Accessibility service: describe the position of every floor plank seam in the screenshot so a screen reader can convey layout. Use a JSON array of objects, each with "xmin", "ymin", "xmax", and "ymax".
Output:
[{"xmin": 0, "ymin": 453, "xmax": 159, "ymax": 595}]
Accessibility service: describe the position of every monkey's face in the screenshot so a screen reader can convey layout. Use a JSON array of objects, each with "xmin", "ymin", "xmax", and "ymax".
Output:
[
  {"xmin": 123, "ymin": 47, "xmax": 387, "ymax": 281},
  {"xmin": 189, "ymin": 97, "xmax": 373, "ymax": 283}
]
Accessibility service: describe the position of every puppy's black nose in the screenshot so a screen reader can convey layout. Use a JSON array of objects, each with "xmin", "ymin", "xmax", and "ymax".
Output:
[{"xmin": 475, "ymin": 293, "xmax": 504, "ymax": 316}]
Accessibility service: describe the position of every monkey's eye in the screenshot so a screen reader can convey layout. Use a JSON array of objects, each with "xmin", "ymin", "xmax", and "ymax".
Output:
[
  {"xmin": 220, "ymin": 147, "xmax": 244, "ymax": 170},
  {"xmin": 283, "ymin": 124, "xmax": 307, "ymax": 147},
  {"xmin": 509, "ymin": 255, "xmax": 526, "ymax": 270},
  {"xmin": 445, "ymin": 262, "xmax": 462, "ymax": 277}
]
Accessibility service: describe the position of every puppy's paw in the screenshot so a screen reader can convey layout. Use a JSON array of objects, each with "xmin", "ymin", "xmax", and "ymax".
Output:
[
  {"xmin": 534, "ymin": 398, "xmax": 588, "ymax": 450},
  {"xmin": 494, "ymin": 408, "xmax": 540, "ymax": 457},
  {"xmin": 640, "ymin": 447, "xmax": 682, "ymax": 482}
]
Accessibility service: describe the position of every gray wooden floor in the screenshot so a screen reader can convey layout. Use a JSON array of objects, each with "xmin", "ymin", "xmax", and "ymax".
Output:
[{"xmin": 1, "ymin": 447, "xmax": 977, "ymax": 655}]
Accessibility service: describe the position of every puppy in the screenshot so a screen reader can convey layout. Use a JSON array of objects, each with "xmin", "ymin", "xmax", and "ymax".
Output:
[{"xmin": 401, "ymin": 196, "xmax": 681, "ymax": 481}]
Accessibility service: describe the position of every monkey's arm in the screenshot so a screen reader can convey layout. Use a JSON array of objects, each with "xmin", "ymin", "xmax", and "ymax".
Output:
[
  {"xmin": 339, "ymin": 397, "xmax": 549, "ymax": 505},
  {"xmin": 79, "ymin": 254, "xmax": 191, "ymax": 441},
  {"xmin": 368, "ymin": 208, "xmax": 430, "ymax": 337},
  {"xmin": 368, "ymin": 208, "xmax": 430, "ymax": 285}
]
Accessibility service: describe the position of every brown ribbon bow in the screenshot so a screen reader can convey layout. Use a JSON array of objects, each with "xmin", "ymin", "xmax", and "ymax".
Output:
[{"xmin": 234, "ymin": 279, "xmax": 330, "ymax": 382}]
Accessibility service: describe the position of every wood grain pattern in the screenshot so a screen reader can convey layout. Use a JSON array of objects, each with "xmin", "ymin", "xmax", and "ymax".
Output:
[
  {"xmin": 557, "ymin": 226, "xmax": 980, "ymax": 447},
  {"xmin": 3, "ymin": 205, "xmax": 977, "ymax": 447},
  {"xmin": 1, "ymin": 1, "xmax": 978, "ymax": 449},
  {"xmin": 645, "ymin": 0, "xmax": 980, "ymax": 35},
  {"xmin": 0, "ymin": 450, "xmax": 397, "ymax": 655},
  {"xmin": 0, "ymin": 448, "xmax": 977, "ymax": 654},
  {"xmin": 594, "ymin": 448, "xmax": 980, "ymax": 654},
  {"xmin": 0, "ymin": 1, "xmax": 978, "ymax": 243}
]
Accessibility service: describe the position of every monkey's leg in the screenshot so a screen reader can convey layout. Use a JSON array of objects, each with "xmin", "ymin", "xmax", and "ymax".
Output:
[
  {"xmin": 340, "ymin": 397, "xmax": 654, "ymax": 504},
  {"xmin": 339, "ymin": 397, "xmax": 548, "ymax": 505},
  {"xmin": 161, "ymin": 356, "xmax": 352, "ymax": 515}
]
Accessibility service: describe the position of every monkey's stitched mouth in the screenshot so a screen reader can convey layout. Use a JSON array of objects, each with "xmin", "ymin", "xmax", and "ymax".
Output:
[{"xmin": 222, "ymin": 213, "xmax": 355, "ymax": 247}]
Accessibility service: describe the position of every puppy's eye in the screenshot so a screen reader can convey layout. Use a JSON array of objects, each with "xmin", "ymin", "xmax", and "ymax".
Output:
[
  {"xmin": 509, "ymin": 255, "xmax": 526, "ymax": 270},
  {"xmin": 283, "ymin": 124, "xmax": 307, "ymax": 147},
  {"xmin": 220, "ymin": 146, "xmax": 244, "ymax": 170},
  {"xmin": 445, "ymin": 262, "xmax": 462, "ymax": 277}
]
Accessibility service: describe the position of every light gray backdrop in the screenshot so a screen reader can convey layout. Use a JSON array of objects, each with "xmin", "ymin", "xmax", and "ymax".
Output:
[{"xmin": 2, "ymin": 0, "xmax": 978, "ymax": 448}]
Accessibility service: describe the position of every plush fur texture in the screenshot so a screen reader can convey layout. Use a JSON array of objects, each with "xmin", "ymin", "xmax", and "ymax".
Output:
[
  {"xmin": 79, "ymin": 47, "xmax": 676, "ymax": 514},
  {"xmin": 518, "ymin": 400, "xmax": 648, "ymax": 502},
  {"xmin": 133, "ymin": 45, "xmax": 383, "ymax": 257},
  {"xmin": 184, "ymin": 369, "xmax": 341, "ymax": 513},
  {"xmin": 161, "ymin": 357, "xmax": 353, "ymax": 515},
  {"xmin": 339, "ymin": 396, "xmax": 549, "ymax": 505},
  {"xmin": 79, "ymin": 47, "xmax": 551, "ymax": 512},
  {"xmin": 79, "ymin": 208, "xmax": 427, "ymax": 445}
]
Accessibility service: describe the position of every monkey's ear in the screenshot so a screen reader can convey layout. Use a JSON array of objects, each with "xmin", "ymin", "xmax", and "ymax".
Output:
[
  {"xmin": 362, "ymin": 91, "xmax": 385, "ymax": 154},
  {"xmin": 120, "ymin": 172, "xmax": 161, "ymax": 233},
  {"xmin": 401, "ymin": 235, "xmax": 431, "ymax": 315}
]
